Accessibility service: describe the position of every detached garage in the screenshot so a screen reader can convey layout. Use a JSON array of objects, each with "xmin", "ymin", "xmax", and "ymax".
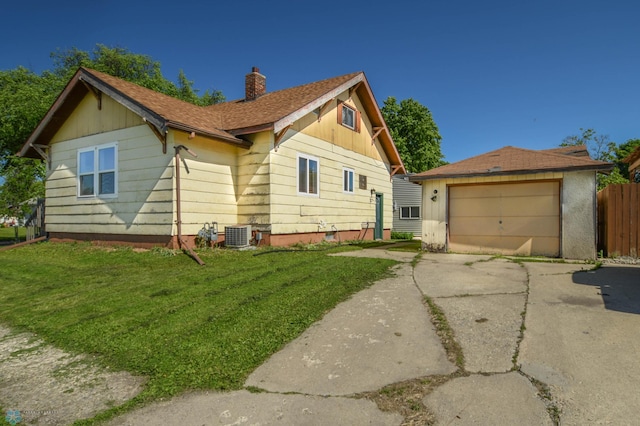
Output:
[{"xmin": 410, "ymin": 146, "xmax": 613, "ymax": 259}]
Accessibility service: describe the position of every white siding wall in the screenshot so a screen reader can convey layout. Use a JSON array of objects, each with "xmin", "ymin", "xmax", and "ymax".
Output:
[
  {"xmin": 392, "ymin": 175, "xmax": 422, "ymax": 236},
  {"xmin": 46, "ymin": 125, "xmax": 174, "ymax": 235},
  {"xmin": 268, "ymin": 129, "xmax": 392, "ymax": 235}
]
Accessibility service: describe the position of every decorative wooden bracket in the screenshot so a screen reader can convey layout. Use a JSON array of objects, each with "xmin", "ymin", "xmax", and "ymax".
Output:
[
  {"xmin": 31, "ymin": 144, "xmax": 51, "ymax": 168},
  {"xmin": 371, "ymin": 127, "xmax": 384, "ymax": 145},
  {"xmin": 390, "ymin": 165, "xmax": 403, "ymax": 177},
  {"xmin": 274, "ymin": 125, "xmax": 292, "ymax": 151},
  {"xmin": 144, "ymin": 119, "xmax": 167, "ymax": 154},
  {"xmin": 349, "ymin": 82, "xmax": 362, "ymax": 99},
  {"xmin": 80, "ymin": 79, "xmax": 102, "ymax": 110},
  {"xmin": 317, "ymin": 99, "xmax": 334, "ymax": 122}
]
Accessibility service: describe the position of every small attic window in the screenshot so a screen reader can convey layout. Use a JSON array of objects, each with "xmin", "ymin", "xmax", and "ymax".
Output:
[
  {"xmin": 337, "ymin": 102, "xmax": 361, "ymax": 132},
  {"xmin": 342, "ymin": 105, "xmax": 355, "ymax": 129}
]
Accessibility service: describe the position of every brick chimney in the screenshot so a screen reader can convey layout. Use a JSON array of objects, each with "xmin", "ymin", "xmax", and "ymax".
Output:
[{"xmin": 245, "ymin": 67, "xmax": 266, "ymax": 101}]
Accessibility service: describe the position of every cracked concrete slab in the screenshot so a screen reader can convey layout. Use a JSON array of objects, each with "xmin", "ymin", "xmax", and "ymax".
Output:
[
  {"xmin": 519, "ymin": 263, "xmax": 640, "ymax": 424},
  {"xmin": 415, "ymin": 255, "xmax": 527, "ymax": 297},
  {"xmin": 434, "ymin": 293, "xmax": 526, "ymax": 372},
  {"xmin": 423, "ymin": 372, "xmax": 553, "ymax": 425},
  {"xmin": 245, "ymin": 263, "xmax": 456, "ymax": 396},
  {"xmin": 108, "ymin": 390, "xmax": 403, "ymax": 426}
]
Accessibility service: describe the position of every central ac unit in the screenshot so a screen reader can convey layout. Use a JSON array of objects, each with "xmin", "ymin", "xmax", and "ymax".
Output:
[{"xmin": 225, "ymin": 225, "xmax": 251, "ymax": 248}]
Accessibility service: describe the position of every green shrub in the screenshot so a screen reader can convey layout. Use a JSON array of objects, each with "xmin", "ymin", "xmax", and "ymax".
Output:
[{"xmin": 391, "ymin": 230, "xmax": 414, "ymax": 240}]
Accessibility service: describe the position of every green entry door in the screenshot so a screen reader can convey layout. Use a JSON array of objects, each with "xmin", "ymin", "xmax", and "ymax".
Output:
[{"xmin": 374, "ymin": 193, "xmax": 383, "ymax": 240}]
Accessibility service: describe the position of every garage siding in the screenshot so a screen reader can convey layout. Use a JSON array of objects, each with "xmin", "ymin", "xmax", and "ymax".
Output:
[{"xmin": 448, "ymin": 181, "xmax": 560, "ymax": 256}]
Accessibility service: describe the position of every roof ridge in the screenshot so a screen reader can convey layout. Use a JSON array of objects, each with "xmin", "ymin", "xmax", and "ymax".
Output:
[
  {"xmin": 207, "ymin": 71, "xmax": 364, "ymax": 109},
  {"xmin": 481, "ymin": 145, "xmax": 607, "ymax": 166},
  {"xmin": 411, "ymin": 144, "xmax": 613, "ymax": 180}
]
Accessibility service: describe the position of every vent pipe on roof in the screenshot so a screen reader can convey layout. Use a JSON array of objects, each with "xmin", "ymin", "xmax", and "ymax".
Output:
[{"xmin": 245, "ymin": 67, "xmax": 266, "ymax": 101}]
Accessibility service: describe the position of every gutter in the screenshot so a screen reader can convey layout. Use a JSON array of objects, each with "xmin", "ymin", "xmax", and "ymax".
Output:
[{"xmin": 409, "ymin": 164, "xmax": 615, "ymax": 182}]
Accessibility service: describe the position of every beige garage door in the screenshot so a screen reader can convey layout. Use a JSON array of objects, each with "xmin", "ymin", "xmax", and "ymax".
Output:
[{"xmin": 449, "ymin": 181, "xmax": 560, "ymax": 256}]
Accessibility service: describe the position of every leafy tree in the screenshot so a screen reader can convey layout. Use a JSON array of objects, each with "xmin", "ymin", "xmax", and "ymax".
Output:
[
  {"xmin": 0, "ymin": 44, "xmax": 225, "ymax": 213},
  {"xmin": 381, "ymin": 97, "xmax": 444, "ymax": 173},
  {"xmin": 0, "ymin": 157, "xmax": 45, "ymax": 219},
  {"xmin": 0, "ymin": 67, "xmax": 61, "ymax": 162},
  {"xmin": 560, "ymin": 127, "xmax": 615, "ymax": 162},
  {"xmin": 560, "ymin": 129, "xmax": 640, "ymax": 189},
  {"xmin": 612, "ymin": 138, "xmax": 640, "ymax": 180}
]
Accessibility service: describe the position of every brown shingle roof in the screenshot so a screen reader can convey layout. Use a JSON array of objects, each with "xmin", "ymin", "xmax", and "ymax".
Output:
[
  {"xmin": 541, "ymin": 145, "xmax": 591, "ymax": 157},
  {"xmin": 80, "ymin": 68, "xmax": 239, "ymax": 143},
  {"xmin": 20, "ymin": 68, "xmax": 404, "ymax": 174},
  {"xmin": 207, "ymin": 72, "xmax": 362, "ymax": 133},
  {"xmin": 410, "ymin": 146, "xmax": 613, "ymax": 181}
]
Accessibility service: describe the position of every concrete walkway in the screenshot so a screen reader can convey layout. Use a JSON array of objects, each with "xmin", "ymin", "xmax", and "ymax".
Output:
[{"xmin": 110, "ymin": 249, "xmax": 640, "ymax": 425}]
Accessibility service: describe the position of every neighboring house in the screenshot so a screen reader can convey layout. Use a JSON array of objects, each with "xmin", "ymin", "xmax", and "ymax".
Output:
[
  {"xmin": 19, "ymin": 67, "xmax": 405, "ymax": 247},
  {"xmin": 624, "ymin": 145, "xmax": 640, "ymax": 182},
  {"xmin": 409, "ymin": 146, "xmax": 613, "ymax": 259},
  {"xmin": 392, "ymin": 174, "xmax": 422, "ymax": 237}
]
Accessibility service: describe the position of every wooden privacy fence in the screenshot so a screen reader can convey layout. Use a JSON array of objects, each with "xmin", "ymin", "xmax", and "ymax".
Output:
[
  {"xmin": 597, "ymin": 184, "xmax": 640, "ymax": 257},
  {"xmin": 25, "ymin": 198, "xmax": 46, "ymax": 241}
]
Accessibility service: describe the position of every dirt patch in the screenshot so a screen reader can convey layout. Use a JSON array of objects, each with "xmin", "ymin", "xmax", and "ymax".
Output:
[{"xmin": 0, "ymin": 325, "xmax": 145, "ymax": 425}]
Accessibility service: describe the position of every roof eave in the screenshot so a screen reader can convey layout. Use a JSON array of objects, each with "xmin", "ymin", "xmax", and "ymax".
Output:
[
  {"xmin": 167, "ymin": 121, "xmax": 252, "ymax": 148},
  {"xmin": 79, "ymin": 70, "xmax": 168, "ymax": 133},
  {"xmin": 19, "ymin": 70, "xmax": 85, "ymax": 158},
  {"xmin": 18, "ymin": 68, "xmax": 170, "ymax": 159},
  {"xmin": 272, "ymin": 73, "xmax": 365, "ymax": 133},
  {"xmin": 409, "ymin": 164, "xmax": 615, "ymax": 182},
  {"xmin": 356, "ymin": 76, "xmax": 406, "ymax": 175}
]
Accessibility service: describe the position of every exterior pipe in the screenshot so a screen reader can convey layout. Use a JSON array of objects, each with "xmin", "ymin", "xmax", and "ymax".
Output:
[{"xmin": 175, "ymin": 145, "xmax": 205, "ymax": 266}]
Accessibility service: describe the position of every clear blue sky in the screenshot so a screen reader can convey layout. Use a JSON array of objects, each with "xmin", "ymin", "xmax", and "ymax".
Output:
[{"xmin": 2, "ymin": 0, "xmax": 638, "ymax": 164}]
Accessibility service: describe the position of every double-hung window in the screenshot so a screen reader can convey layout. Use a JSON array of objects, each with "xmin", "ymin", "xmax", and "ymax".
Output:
[
  {"xmin": 400, "ymin": 206, "xmax": 420, "ymax": 220},
  {"xmin": 343, "ymin": 168, "xmax": 354, "ymax": 193},
  {"xmin": 78, "ymin": 142, "xmax": 118, "ymax": 198},
  {"xmin": 298, "ymin": 153, "xmax": 319, "ymax": 196}
]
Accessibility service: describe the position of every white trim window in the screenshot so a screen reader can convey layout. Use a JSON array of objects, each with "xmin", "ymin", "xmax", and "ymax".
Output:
[
  {"xmin": 343, "ymin": 167, "xmax": 354, "ymax": 193},
  {"xmin": 297, "ymin": 153, "xmax": 319, "ymax": 196},
  {"xmin": 400, "ymin": 206, "xmax": 420, "ymax": 220},
  {"xmin": 78, "ymin": 142, "xmax": 118, "ymax": 198}
]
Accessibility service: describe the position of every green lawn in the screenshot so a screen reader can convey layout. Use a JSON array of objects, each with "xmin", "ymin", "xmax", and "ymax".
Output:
[
  {"xmin": 0, "ymin": 226, "xmax": 25, "ymax": 243},
  {"xmin": 0, "ymin": 242, "xmax": 397, "ymax": 419}
]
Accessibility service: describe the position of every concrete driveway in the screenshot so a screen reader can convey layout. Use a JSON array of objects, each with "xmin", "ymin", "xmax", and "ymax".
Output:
[{"xmin": 110, "ymin": 250, "xmax": 640, "ymax": 425}]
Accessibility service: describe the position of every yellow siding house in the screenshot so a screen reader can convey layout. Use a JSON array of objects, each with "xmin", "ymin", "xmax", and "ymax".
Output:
[{"xmin": 19, "ymin": 67, "xmax": 405, "ymax": 248}]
